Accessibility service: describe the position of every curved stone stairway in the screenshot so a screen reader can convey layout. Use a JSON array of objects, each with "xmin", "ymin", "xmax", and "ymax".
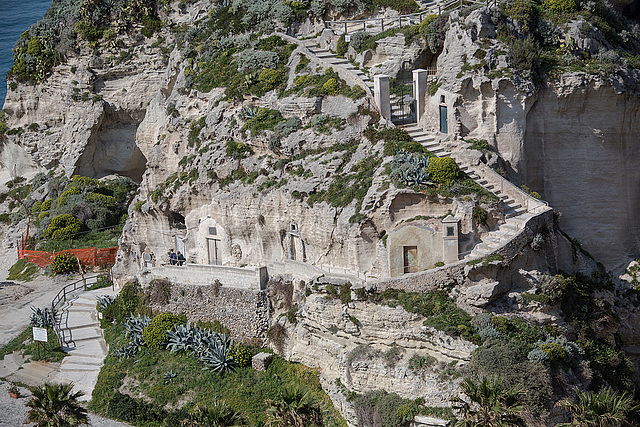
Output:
[
  {"xmin": 296, "ymin": 32, "xmax": 549, "ymax": 263},
  {"xmin": 52, "ymin": 287, "xmax": 117, "ymax": 401}
]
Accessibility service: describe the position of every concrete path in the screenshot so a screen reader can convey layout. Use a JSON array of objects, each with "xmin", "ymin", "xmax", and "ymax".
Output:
[{"xmin": 51, "ymin": 287, "xmax": 118, "ymax": 401}]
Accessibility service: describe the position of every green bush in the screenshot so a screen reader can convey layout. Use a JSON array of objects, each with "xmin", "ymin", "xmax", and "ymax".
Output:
[
  {"xmin": 50, "ymin": 253, "xmax": 79, "ymax": 274},
  {"xmin": 143, "ymin": 313, "xmax": 184, "ymax": 349},
  {"xmin": 43, "ymin": 214, "xmax": 84, "ymax": 240},
  {"xmin": 231, "ymin": 345, "xmax": 253, "ymax": 368},
  {"xmin": 119, "ymin": 282, "xmax": 142, "ymax": 315},
  {"xmin": 427, "ymin": 157, "xmax": 459, "ymax": 184},
  {"xmin": 544, "ymin": 0, "xmax": 577, "ymax": 13},
  {"xmin": 508, "ymin": 36, "xmax": 542, "ymax": 79},
  {"xmin": 225, "ymin": 140, "xmax": 253, "ymax": 160},
  {"xmin": 258, "ymin": 69, "xmax": 283, "ymax": 91},
  {"xmin": 321, "ymin": 78, "xmax": 340, "ymax": 95},
  {"xmin": 473, "ymin": 206, "xmax": 488, "ymax": 226}
]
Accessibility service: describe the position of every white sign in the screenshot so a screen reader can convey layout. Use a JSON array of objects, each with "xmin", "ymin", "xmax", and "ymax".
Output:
[
  {"xmin": 33, "ymin": 327, "xmax": 48, "ymax": 342},
  {"xmin": 98, "ymin": 312, "xmax": 103, "ymax": 320},
  {"xmin": 345, "ymin": 34, "xmax": 351, "ymax": 42}
]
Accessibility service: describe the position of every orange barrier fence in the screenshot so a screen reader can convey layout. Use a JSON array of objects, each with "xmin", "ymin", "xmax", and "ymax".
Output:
[{"xmin": 17, "ymin": 246, "xmax": 118, "ymax": 269}]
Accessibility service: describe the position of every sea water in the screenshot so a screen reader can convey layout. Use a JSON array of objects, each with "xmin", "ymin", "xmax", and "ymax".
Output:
[{"xmin": 0, "ymin": 0, "xmax": 52, "ymax": 109}]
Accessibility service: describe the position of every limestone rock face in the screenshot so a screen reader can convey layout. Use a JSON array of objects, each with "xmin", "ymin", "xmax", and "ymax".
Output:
[
  {"xmin": 1, "ymin": 32, "xmax": 176, "ymax": 183},
  {"xmin": 282, "ymin": 294, "xmax": 475, "ymax": 406},
  {"xmin": 429, "ymin": 9, "xmax": 640, "ymax": 270}
]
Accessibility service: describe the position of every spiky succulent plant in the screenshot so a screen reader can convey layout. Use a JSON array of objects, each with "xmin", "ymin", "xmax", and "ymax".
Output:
[
  {"xmin": 113, "ymin": 344, "xmax": 138, "ymax": 358},
  {"xmin": 95, "ymin": 294, "xmax": 117, "ymax": 311},
  {"xmin": 30, "ymin": 306, "xmax": 53, "ymax": 328},
  {"xmin": 124, "ymin": 314, "xmax": 151, "ymax": 347}
]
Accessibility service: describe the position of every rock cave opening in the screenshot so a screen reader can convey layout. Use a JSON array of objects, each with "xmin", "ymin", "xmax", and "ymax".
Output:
[{"xmin": 74, "ymin": 109, "xmax": 147, "ymax": 183}]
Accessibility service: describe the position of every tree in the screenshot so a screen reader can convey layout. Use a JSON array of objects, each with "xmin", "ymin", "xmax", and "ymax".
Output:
[
  {"xmin": 190, "ymin": 402, "xmax": 244, "ymax": 426},
  {"xmin": 266, "ymin": 385, "xmax": 322, "ymax": 427},
  {"xmin": 557, "ymin": 386, "xmax": 640, "ymax": 427},
  {"xmin": 25, "ymin": 383, "xmax": 89, "ymax": 426},
  {"xmin": 451, "ymin": 376, "xmax": 524, "ymax": 427}
]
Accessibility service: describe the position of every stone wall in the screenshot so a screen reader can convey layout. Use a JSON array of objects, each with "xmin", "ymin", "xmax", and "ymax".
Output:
[
  {"xmin": 149, "ymin": 282, "xmax": 270, "ymax": 341},
  {"xmin": 137, "ymin": 264, "xmax": 267, "ymax": 290}
]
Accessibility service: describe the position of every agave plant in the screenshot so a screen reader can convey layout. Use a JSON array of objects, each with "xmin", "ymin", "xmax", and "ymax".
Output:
[
  {"xmin": 30, "ymin": 306, "xmax": 53, "ymax": 328},
  {"xmin": 124, "ymin": 314, "xmax": 151, "ymax": 347},
  {"xmin": 166, "ymin": 322, "xmax": 197, "ymax": 353},
  {"xmin": 95, "ymin": 294, "xmax": 117, "ymax": 311},
  {"xmin": 112, "ymin": 344, "xmax": 138, "ymax": 358},
  {"xmin": 201, "ymin": 342, "xmax": 236, "ymax": 374},
  {"xmin": 164, "ymin": 369, "xmax": 177, "ymax": 384},
  {"xmin": 391, "ymin": 150, "xmax": 433, "ymax": 187},
  {"xmin": 240, "ymin": 106, "xmax": 259, "ymax": 119}
]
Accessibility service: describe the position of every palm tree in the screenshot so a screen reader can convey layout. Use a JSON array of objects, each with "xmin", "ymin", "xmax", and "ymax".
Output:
[
  {"xmin": 557, "ymin": 386, "xmax": 640, "ymax": 427},
  {"xmin": 266, "ymin": 385, "xmax": 322, "ymax": 427},
  {"xmin": 25, "ymin": 383, "xmax": 89, "ymax": 427},
  {"xmin": 451, "ymin": 376, "xmax": 525, "ymax": 427},
  {"xmin": 190, "ymin": 402, "xmax": 244, "ymax": 426}
]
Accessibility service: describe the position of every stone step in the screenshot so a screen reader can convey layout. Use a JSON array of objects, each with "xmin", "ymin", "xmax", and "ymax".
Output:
[
  {"xmin": 59, "ymin": 326, "xmax": 102, "ymax": 344},
  {"xmin": 59, "ymin": 362, "xmax": 103, "ymax": 372},
  {"xmin": 59, "ymin": 321, "xmax": 100, "ymax": 332},
  {"xmin": 61, "ymin": 355, "xmax": 104, "ymax": 366}
]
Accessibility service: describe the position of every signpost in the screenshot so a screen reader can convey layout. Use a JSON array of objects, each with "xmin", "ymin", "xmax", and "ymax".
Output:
[{"xmin": 32, "ymin": 327, "xmax": 47, "ymax": 360}]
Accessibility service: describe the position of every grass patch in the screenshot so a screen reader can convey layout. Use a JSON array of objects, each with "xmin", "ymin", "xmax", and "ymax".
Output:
[
  {"xmin": 0, "ymin": 327, "xmax": 65, "ymax": 364},
  {"xmin": 8, "ymin": 259, "xmax": 40, "ymax": 281}
]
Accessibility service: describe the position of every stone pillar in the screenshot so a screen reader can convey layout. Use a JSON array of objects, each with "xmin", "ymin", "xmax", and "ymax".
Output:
[
  {"xmin": 374, "ymin": 74, "xmax": 391, "ymax": 120},
  {"xmin": 412, "ymin": 68, "xmax": 428, "ymax": 124},
  {"xmin": 442, "ymin": 215, "xmax": 459, "ymax": 264}
]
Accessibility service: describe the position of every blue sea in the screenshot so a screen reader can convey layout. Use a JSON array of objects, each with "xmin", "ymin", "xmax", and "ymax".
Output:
[{"xmin": 0, "ymin": 0, "xmax": 52, "ymax": 109}]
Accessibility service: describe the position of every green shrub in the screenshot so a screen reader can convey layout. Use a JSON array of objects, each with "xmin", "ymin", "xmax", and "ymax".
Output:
[
  {"xmin": 544, "ymin": 0, "xmax": 577, "ymax": 13},
  {"xmin": 242, "ymin": 108, "xmax": 285, "ymax": 136},
  {"xmin": 50, "ymin": 253, "xmax": 79, "ymax": 274},
  {"xmin": 119, "ymin": 282, "xmax": 142, "ymax": 316},
  {"xmin": 508, "ymin": 36, "xmax": 542, "ymax": 79},
  {"xmin": 43, "ymin": 214, "xmax": 84, "ymax": 240},
  {"xmin": 427, "ymin": 157, "xmax": 459, "ymax": 184},
  {"xmin": 142, "ymin": 313, "xmax": 184, "ymax": 349},
  {"xmin": 230, "ymin": 345, "xmax": 253, "ymax": 368},
  {"xmin": 321, "ymin": 78, "xmax": 340, "ymax": 95},
  {"xmin": 473, "ymin": 206, "xmax": 488, "ymax": 226},
  {"xmin": 225, "ymin": 140, "xmax": 253, "ymax": 160},
  {"xmin": 8, "ymin": 259, "xmax": 39, "ymax": 281},
  {"xmin": 258, "ymin": 69, "xmax": 283, "ymax": 91}
]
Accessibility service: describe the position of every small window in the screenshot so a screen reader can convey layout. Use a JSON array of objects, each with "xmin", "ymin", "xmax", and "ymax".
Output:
[
  {"xmin": 447, "ymin": 227, "xmax": 455, "ymax": 237},
  {"xmin": 209, "ymin": 227, "xmax": 217, "ymax": 236},
  {"xmin": 290, "ymin": 223, "xmax": 297, "ymax": 232},
  {"xmin": 440, "ymin": 95, "xmax": 445, "ymax": 103}
]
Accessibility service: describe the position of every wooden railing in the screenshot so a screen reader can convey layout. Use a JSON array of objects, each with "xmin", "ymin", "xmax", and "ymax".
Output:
[{"xmin": 51, "ymin": 275, "xmax": 99, "ymax": 346}]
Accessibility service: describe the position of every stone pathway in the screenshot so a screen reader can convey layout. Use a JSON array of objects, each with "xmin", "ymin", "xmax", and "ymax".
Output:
[{"xmin": 52, "ymin": 287, "xmax": 118, "ymax": 401}]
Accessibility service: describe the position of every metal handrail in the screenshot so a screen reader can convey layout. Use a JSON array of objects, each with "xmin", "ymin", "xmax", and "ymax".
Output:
[
  {"xmin": 51, "ymin": 275, "xmax": 99, "ymax": 346},
  {"xmin": 324, "ymin": 0, "xmax": 496, "ymax": 35}
]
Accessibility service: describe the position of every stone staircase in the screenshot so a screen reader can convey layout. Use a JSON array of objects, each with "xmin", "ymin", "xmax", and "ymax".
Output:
[
  {"xmin": 51, "ymin": 288, "xmax": 117, "ymax": 401},
  {"xmin": 296, "ymin": 34, "xmax": 548, "ymax": 265},
  {"xmin": 301, "ymin": 39, "xmax": 376, "ymax": 93}
]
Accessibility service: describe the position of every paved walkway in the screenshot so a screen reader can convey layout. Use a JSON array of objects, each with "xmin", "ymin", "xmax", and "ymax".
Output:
[{"xmin": 53, "ymin": 287, "xmax": 118, "ymax": 401}]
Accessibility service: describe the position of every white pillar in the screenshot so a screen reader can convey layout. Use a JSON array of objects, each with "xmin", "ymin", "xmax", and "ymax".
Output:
[
  {"xmin": 442, "ymin": 215, "xmax": 460, "ymax": 264},
  {"xmin": 374, "ymin": 74, "xmax": 390, "ymax": 121},
  {"xmin": 412, "ymin": 68, "xmax": 428, "ymax": 124}
]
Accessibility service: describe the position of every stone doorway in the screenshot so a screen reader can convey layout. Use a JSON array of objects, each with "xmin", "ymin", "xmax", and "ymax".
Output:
[
  {"xmin": 403, "ymin": 246, "xmax": 418, "ymax": 274},
  {"xmin": 207, "ymin": 238, "xmax": 221, "ymax": 265}
]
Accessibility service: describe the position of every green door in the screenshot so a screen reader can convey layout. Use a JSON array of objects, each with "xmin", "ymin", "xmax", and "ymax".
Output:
[{"xmin": 439, "ymin": 105, "xmax": 448, "ymax": 133}]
